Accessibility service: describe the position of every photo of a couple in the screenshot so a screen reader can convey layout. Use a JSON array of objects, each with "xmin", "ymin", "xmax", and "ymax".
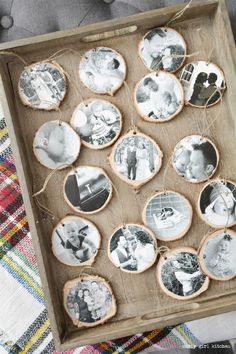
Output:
[
  {"xmin": 172, "ymin": 135, "xmax": 219, "ymax": 183},
  {"xmin": 139, "ymin": 27, "xmax": 186, "ymax": 73},
  {"xmin": 180, "ymin": 61, "xmax": 226, "ymax": 107},
  {"xmin": 65, "ymin": 277, "xmax": 115, "ymax": 326},
  {"xmin": 135, "ymin": 72, "xmax": 183, "ymax": 121},
  {"xmin": 79, "ymin": 47, "xmax": 126, "ymax": 94},
  {"xmin": 109, "ymin": 224, "xmax": 157, "ymax": 273},
  {"xmin": 19, "ymin": 63, "xmax": 66, "ymax": 110}
]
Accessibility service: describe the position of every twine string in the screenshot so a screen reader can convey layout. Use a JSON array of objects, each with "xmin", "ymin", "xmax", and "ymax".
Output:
[
  {"xmin": 153, "ymin": 51, "xmax": 200, "ymax": 72},
  {"xmin": 166, "ymin": 0, "xmax": 194, "ymax": 27},
  {"xmin": 156, "ymin": 245, "xmax": 170, "ymax": 258}
]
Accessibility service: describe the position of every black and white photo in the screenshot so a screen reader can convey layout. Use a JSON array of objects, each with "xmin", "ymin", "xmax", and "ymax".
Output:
[
  {"xmin": 157, "ymin": 248, "xmax": 209, "ymax": 300},
  {"xmin": 139, "ymin": 27, "xmax": 186, "ymax": 73},
  {"xmin": 135, "ymin": 72, "xmax": 184, "ymax": 122},
  {"xmin": 64, "ymin": 276, "xmax": 116, "ymax": 326},
  {"xmin": 172, "ymin": 135, "xmax": 219, "ymax": 183},
  {"xmin": 79, "ymin": 47, "xmax": 126, "ymax": 94},
  {"xmin": 180, "ymin": 61, "xmax": 226, "ymax": 107},
  {"xmin": 198, "ymin": 230, "xmax": 236, "ymax": 280},
  {"xmin": 198, "ymin": 179, "xmax": 236, "ymax": 228},
  {"xmin": 33, "ymin": 120, "xmax": 81, "ymax": 169},
  {"xmin": 18, "ymin": 62, "xmax": 67, "ymax": 110},
  {"xmin": 143, "ymin": 191, "xmax": 192, "ymax": 241},
  {"xmin": 70, "ymin": 99, "xmax": 122, "ymax": 149},
  {"xmin": 108, "ymin": 224, "xmax": 157, "ymax": 273},
  {"xmin": 110, "ymin": 132, "xmax": 163, "ymax": 187},
  {"xmin": 64, "ymin": 166, "xmax": 112, "ymax": 214},
  {"xmin": 52, "ymin": 216, "xmax": 100, "ymax": 266}
]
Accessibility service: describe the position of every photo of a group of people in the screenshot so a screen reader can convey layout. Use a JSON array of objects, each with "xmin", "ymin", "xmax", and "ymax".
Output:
[
  {"xmin": 64, "ymin": 166, "xmax": 112, "ymax": 213},
  {"xmin": 172, "ymin": 135, "xmax": 218, "ymax": 183},
  {"xmin": 159, "ymin": 250, "xmax": 208, "ymax": 299},
  {"xmin": 180, "ymin": 61, "xmax": 225, "ymax": 107},
  {"xmin": 143, "ymin": 191, "xmax": 192, "ymax": 241},
  {"xmin": 33, "ymin": 121, "xmax": 81, "ymax": 169},
  {"xmin": 70, "ymin": 99, "xmax": 122, "ymax": 149},
  {"xmin": 112, "ymin": 134, "xmax": 162, "ymax": 184},
  {"xmin": 199, "ymin": 230, "xmax": 236, "ymax": 280},
  {"xmin": 18, "ymin": 63, "xmax": 66, "ymax": 110},
  {"xmin": 135, "ymin": 72, "xmax": 183, "ymax": 121},
  {"xmin": 65, "ymin": 278, "xmax": 115, "ymax": 325},
  {"xmin": 79, "ymin": 47, "xmax": 126, "ymax": 94},
  {"xmin": 198, "ymin": 179, "xmax": 236, "ymax": 228},
  {"xmin": 109, "ymin": 224, "xmax": 157, "ymax": 273},
  {"xmin": 52, "ymin": 216, "xmax": 100, "ymax": 266},
  {"xmin": 139, "ymin": 27, "xmax": 186, "ymax": 73}
]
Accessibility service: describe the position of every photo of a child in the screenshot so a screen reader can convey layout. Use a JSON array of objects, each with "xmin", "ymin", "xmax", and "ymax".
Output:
[
  {"xmin": 199, "ymin": 179, "xmax": 236, "ymax": 228},
  {"xmin": 33, "ymin": 120, "xmax": 81, "ymax": 169},
  {"xmin": 79, "ymin": 47, "xmax": 126, "ymax": 94},
  {"xmin": 135, "ymin": 72, "xmax": 184, "ymax": 122},
  {"xmin": 52, "ymin": 216, "xmax": 100, "ymax": 266},
  {"xmin": 172, "ymin": 135, "xmax": 219, "ymax": 183}
]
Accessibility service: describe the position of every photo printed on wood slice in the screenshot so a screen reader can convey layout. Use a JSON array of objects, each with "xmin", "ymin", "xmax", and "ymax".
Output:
[
  {"xmin": 172, "ymin": 135, "xmax": 219, "ymax": 183},
  {"xmin": 33, "ymin": 120, "xmax": 81, "ymax": 170},
  {"xmin": 134, "ymin": 72, "xmax": 184, "ymax": 122},
  {"xmin": 108, "ymin": 224, "xmax": 158, "ymax": 274},
  {"xmin": 180, "ymin": 61, "xmax": 226, "ymax": 108},
  {"xmin": 18, "ymin": 62, "xmax": 67, "ymax": 110},
  {"xmin": 63, "ymin": 275, "xmax": 116, "ymax": 327},
  {"xmin": 79, "ymin": 47, "xmax": 126, "ymax": 95},
  {"xmin": 198, "ymin": 229, "xmax": 236, "ymax": 281},
  {"xmin": 143, "ymin": 191, "xmax": 192, "ymax": 241},
  {"xmin": 139, "ymin": 27, "xmax": 187, "ymax": 73},
  {"xmin": 156, "ymin": 247, "xmax": 209, "ymax": 300},
  {"xmin": 198, "ymin": 179, "xmax": 236, "ymax": 229},
  {"xmin": 109, "ymin": 130, "xmax": 163, "ymax": 188},
  {"xmin": 70, "ymin": 99, "xmax": 122, "ymax": 149},
  {"xmin": 63, "ymin": 166, "xmax": 112, "ymax": 214},
  {"xmin": 52, "ymin": 215, "xmax": 101, "ymax": 266}
]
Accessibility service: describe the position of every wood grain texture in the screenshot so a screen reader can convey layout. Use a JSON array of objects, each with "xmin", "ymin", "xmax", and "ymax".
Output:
[{"xmin": 0, "ymin": 0, "xmax": 236, "ymax": 351}]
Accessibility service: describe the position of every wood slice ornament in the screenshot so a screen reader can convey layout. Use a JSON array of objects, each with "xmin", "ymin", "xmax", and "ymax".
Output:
[
  {"xmin": 198, "ymin": 229, "xmax": 236, "ymax": 281},
  {"xmin": 139, "ymin": 27, "xmax": 187, "ymax": 73},
  {"xmin": 52, "ymin": 215, "xmax": 101, "ymax": 267},
  {"xmin": 142, "ymin": 190, "xmax": 192, "ymax": 242},
  {"xmin": 63, "ymin": 166, "xmax": 112, "ymax": 214},
  {"xmin": 18, "ymin": 62, "xmax": 67, "ymax": 110},
  {"xmin": 33, "ymin": 120, "xmax": 81, "ymax": 170},
  {"xmin": 108, "ymin": 224, "xmax": 158, "ymax": 274},
  {"xmin": 79, "ymin": 47, "xmax": 126, "ymax": 95},
  {"xmin": 172, "ymin": 135, "xmax": 219, "ymax": 183},
  {"xmin": 70, "ymin": 99, "xmax": 122, "ymax": 149},
  {"xmin": 109, "ymin": 130, "xmax": 163, "ymax": 188},
  {"xmin": 134, "ymin": 71, "xmax": 184, "ymax": 122},
  {"xmin": 197, "ymin": 179, "xmax": 236, "ymax": 229},
  {"xmin": 156, "ymin": 247, "xmax": 209, "ymax": 300},
  {"xmin": 180, "ymin": 60, "xmax": 226, "ymax": 108},
  {"xmin": 63, "ymin": 275, "xmax": 117, "ymax": 327}
]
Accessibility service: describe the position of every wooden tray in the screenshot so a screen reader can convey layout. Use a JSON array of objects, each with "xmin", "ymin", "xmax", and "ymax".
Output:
[{"xmin": 1, "ymin": 0, "xmax": 236, "ymax": 350}]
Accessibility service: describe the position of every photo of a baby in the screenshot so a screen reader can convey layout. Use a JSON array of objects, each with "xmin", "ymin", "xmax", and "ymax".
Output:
[
  {"xmin": 198, "ymin": 179, "xmax": 236, "ymax": 228},
  {"xmin": 79, "ymin": 47, "xmax": 126, "ymax": 94},
  {"xmin": 139, "ymin": 27, "xmax": 186, "ymax": 73},
  {"xmin": 158, "ymin": 249, "xmax": 208, "ymax": 299},
  {"xmin": 135, "ymin": 72, "xmax": 184, "ymax": 122},
  {"xmin": 199, "ymin": 230, "xmax": 236, "ymax": 280},
  {"xmin": 143, "ymin": 191, "xmax": 192, "ymax": 241},
  {"xmin": 172, "ymin": 135, "xmax": 219, "ymax": 183},
  {"xmin": 180, "ymin": 61, "xmax": 226, "ymax": 107},
  {"xmin": 64, "ymin": 276, "xmax": 116, "ymax": 326},
  {"xmin": 71, "ymin": 99, "xmax": 122, "ymax": 149},
  {"xmin": 33, "ymin": 120, "xmax": 81, "ymax": 169},
  {"xmin": 18, "ymin": 62, "xmax": 66, "ymax": 110},
  {"xmin": 52, "ymin": 216, "xmax": 100, "ymax": 266}
]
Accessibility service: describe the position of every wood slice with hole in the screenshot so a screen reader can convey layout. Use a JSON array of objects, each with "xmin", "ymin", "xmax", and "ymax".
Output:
[{"xmin": 63, "ymin": 275, "xmax": 117, "ymax": 327}]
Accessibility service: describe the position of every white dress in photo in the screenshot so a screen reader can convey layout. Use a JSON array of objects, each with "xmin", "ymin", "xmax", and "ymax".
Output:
[
  {"xmin": 133, "ymin": 243, "xmax": 155, "ymax": 271},
  {"xmin": 136, "ymin": 148, "xmax": 151, "ymax": 180}
]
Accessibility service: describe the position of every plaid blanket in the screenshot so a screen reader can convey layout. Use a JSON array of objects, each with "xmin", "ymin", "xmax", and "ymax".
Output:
[{"xmin": 0, "ymin": 115, "xmax": 202, "ymax": 353}]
